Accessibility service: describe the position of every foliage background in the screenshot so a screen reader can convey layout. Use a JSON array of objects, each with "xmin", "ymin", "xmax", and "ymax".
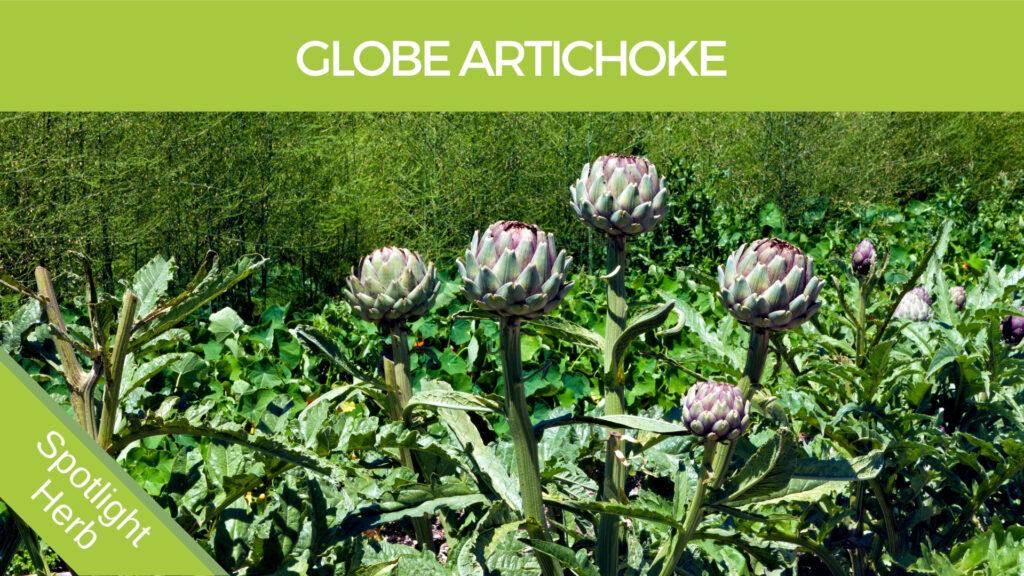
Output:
[{"xmin": 3, "ymin": 112, "xmax": 1023, "ymax": 315}]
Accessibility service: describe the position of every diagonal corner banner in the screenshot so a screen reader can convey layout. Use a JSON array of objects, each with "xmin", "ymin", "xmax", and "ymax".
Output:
[{"xmin": 0, "ymin": 351, "xmax": 226, "ymax": 576}]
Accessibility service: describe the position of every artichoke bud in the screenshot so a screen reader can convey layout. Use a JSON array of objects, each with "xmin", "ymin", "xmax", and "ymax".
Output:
[
  {"xmin": 571, "ymin": 154, "xmax": 668, "ymax": 237},
  {"xmin": 343, "ymin": 247, "xmax": 439, "ymax": 324},
  {"xmin": 681, "ymin": 381, "xmax": 750, "ymax": 442},
  {"xmin": 1001, "ymin": 308, "xmax": 1024, "ymax": 347},
  {"xmin": 458, "ymin": 221, "xmax": 573, "ymax": 319},
  {"xmin": 718, "ymin": 238, "xmax": 823, "ymax": 331},
  {"xmin": 949, "ymin": 286, "xmax": 966, "ymax": 312},
  {"xmin": 894, "ymin": 286, "xmax": 933, "ymax": 322},
  {"xmin": 851, "ymin": 238, "xmax": 876, "ymax": 276}
]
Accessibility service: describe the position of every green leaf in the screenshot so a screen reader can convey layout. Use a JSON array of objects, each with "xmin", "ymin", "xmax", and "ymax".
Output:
[
  {"xmin": 337, "ymin": 494, "xmax": 491, "ymax": 539},
  {"xmin": 132, "ymin": 253, "xmax": 267, "ymax": 349},
  {"xmin": 720, "ymin": 429, "xmax": 798, "ymax": 504},
  {"xmin": 209, "ymin": 307, "xmax": 245, "ymax": 342},
  {"xmin": 545, "ymin": 496, "xmax": 684, "ymax": 530},
  {"xmin": 791, "ymin": 450, "xmax": 885, "ymax": 481},
  {"xmin": 610, "ymin": 301, "xmax": 675, "ymax": 375},
  {"xmin": 292, "ymin": 325, "xmax": 383, "ymax": 388},
  {"xmin": 351, "ymin": 559, "xmax": 401, "ymax": 576},
  {"xmin": 404, "ymin": 388, "xmax": 503, "ymax": 418},
  {"xmin": 586, "ymin": 414, "xmax": 689, "ymax": 435},
  {"xmin": 524, "ymin": 315, "xmax": 603, "ymax": 350},
  {"xmin": 131, "ymin": 254, "xmax": 177, "ymax": 320},
  {"xmin": 527, "ymin": 540, "xmax": 599, "ymax": 576},
  {"xmin": 420, "ymin": 379, "xmax": 521, "ymax": 511}
]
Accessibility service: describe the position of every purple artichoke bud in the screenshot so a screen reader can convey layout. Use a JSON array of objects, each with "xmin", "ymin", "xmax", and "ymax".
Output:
[
  {"xmin": 570, "ymin": 154, "xmax": 668, "ymax": 236},
  {"xmin": 457, "ymin": 221, "xmax": 573, "ymax": 319},
  {"xmin": 949, "ymin": 286, "xmax": 966, "ymax": 312},
  {"xmin": 851, "ymin": 239, "xmax": 876, "ymax": 276},
  {"xmin": 681, "ymin": 381, "xmax": 750, "ymax": 441},
  {"xmin": 894, "ymin": 286, "xmax": 932, "ymax": 322},
  {"xmin": 343, "ymin": 247, "xmax": 439, "ymax": 324},
  {"xmin": 1001, "ymin": 308, "xmax": 1024, "ymax": 347},
  {"xmin": 718, "ymin": 238, "xmax": 823, "ymax": 331}
]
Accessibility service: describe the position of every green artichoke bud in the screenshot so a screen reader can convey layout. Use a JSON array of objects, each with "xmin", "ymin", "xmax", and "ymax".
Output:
[
  {"xmin": 681, "ymin": 381, "xmax": 750, "ymax": 441},
  {"xmin": 458, "ymin": 221, "xmax": 573, "ymax": 318},
  {"xmin": 894, "ymin": 286, "xmax": 932, "ymax": 322},
  {"xmin": 570, "ymin": 154, "xmax": 668, "ymax": 236},
  {"xmin": 949, "ymin": 285, "xmax": 966, "ymax": 312},
  {"xmin": 343, "ymin": 247, "xmax": 439, "ymax": 324},
  {"xmin": 718, "ymin": 238, "xmax": 823, "ymax": 330}
]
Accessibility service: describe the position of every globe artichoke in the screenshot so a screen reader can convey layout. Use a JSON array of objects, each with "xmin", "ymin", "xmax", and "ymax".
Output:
[
  {"xmin": 718, "ymin": 238, "xmax": 823, "ymax": 330},
  {"xmin": 570, "ymin": 154, "xmax": 668, "ymax": 236},
  {"xmin": 851, "ymin": 239, "xmax": 876, "ymax": 276},
  {"xmin": 458, "ymin": 221, "xmax": 573, "ymax": 318},
  {"xmin": 894, "ymin": 286, "xmax": 932, "ymax": 322},
  {"xmin": 681, "ymin": 381, "xmax": 750, "ymax": 442},
  {"xmin": 343, "ymin": 247, "xmax": 439, "ymax": 324},
  {"xmin": 950, "ymin": 286, "xmax": 967, "ymax": 312},
  {"xmin": 1001, "ymin": 308, "xmax": 1024, "ymax": 347}
]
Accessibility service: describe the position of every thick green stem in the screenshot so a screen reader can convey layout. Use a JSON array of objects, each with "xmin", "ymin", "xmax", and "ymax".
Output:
[
  {"xmin": 656, "ymin": 438, "xmax": 717, "ymax": 576},
  {"xmin": 598, "ymin": 236, "xmax": 628, "ymax": 576},
  {"xmin": 35, "ymin": 266, "xmax": 100, "ymax": 439},
  {"xmin": 500, "ymin": 318, "xmax": 562, "ymax": 576},
  {"xmin": 383, "ymin": 324, "xmax": 435, "ymax": 553},
  {"xmin": 711, "ymin": 328, "xmax": 770, "ymax": 488},
  {"xmin": 97, "ymin": 289, "xmax": 138, "ymax": 450},
  {"xmin": 855, "ymin": 279, "xmax": 867, "ymax": 369}
]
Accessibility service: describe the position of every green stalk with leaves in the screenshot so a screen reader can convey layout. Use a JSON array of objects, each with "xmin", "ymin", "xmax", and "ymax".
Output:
[
  {"xmin": 570, "ymin": 154, "xmax": 669, "ymax": 576},
  {"xmin": 343, "ymin": 246, "xmax": 441, "ymax": 551},
  {"xmin": 458, "ymin": 220, "xmax": 574, "ymax": 576}
]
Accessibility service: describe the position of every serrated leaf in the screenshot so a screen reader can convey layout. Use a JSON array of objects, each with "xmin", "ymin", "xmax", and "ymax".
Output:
[
  {"xmin": 525, "ymin": 315, "xmax": 604, "ymax": 350},
  {"xmin": 131, "ymin": 254, "xmax": 177, "ymax": 319},
  {"xmin": 131, "ymin": 253, "xmax": 267, "ymax": 350},
  {"xmin": 292, "ymin": 325, "xmax": 383, "ymax": 388},
  {"xmin": 721, "ymin": 429, "xmax": 798, "ymax": 504},
  {"xmin": 610, "ymin": 301, "xmax": 675, "ymax": 374},
  {"xmin": 527, "ymin": 540, "xmax": 599, "ymax": 576},
  {"xmin": 404, "ymin": 388, "xmax": 503, "ymax": 418},
  {"xmin": 791, "ymin": 450, "xmax": 884, "ymax": 482},
  {"xmin": 421, "ymin": 379, "xmax": 521, "ymax": 510}
]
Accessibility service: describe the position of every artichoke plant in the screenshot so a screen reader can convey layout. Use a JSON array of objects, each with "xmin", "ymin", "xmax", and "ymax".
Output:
[
  {"xmin": 682, "ymin": 381, "xmax": 750, "ymax": 441},
  {"xmin": 894, "ymin": 286, "xmax": 933, "ymax": 322},
  {"xmin": 950, "ymin": 285, "xmax": 967, "ymax": 312},
  {"xmin": 570, "ymin": 154, "xmax": 668, "ymax": 237},
  {"xmin": 343, "ymin": 247, "xmax": 439, "ymax": 324},
  {"xmin": 851, "ymin": 238, "xmax": 876, "ymax": 276},
  {"xmin": 457, "ymin": 220, "xmax": 573, "ymax": 318},
  {"xmin": 459, "ymin": 220, "xmax": 570, "ymax": 576},
  {"xmin": 718, "ymin": 238, "xmax": 823, "ymax": 330},
  {"xmin": 1002, "ymin": 308, "xmax": 1024, "ymax": 346},
  {"xmin": 342, "ymin": 246, "xmax": 440, "ymax": 551}
]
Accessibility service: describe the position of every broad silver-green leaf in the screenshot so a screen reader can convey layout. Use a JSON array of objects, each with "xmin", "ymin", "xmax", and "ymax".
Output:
[
  {"xmin": 720, "ymin": 428, "xmax": 798, "ymax": 504},
  {"xmin": 131, "ymin": 254, "xmax": 177, "ymax": 320}
]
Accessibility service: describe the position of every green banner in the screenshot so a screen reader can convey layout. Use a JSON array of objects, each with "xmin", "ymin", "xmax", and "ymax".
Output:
[
  {"xmin": 0, "ymin": 0, "xmax": 1022, "ymax": 111},
  {"xmin": 0, "ymin": 351, "xmax": 226, "ymax": 575}
]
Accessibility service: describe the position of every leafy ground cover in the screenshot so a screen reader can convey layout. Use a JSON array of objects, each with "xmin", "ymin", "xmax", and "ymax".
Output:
[{"xmin": 1, "ymin": 148, "xmax": 1024, "ymax": 576}]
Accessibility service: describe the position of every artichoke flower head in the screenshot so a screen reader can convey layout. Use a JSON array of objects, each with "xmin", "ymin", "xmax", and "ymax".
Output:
[
  {"xmin": 458, "ymin": 220, "xmax": 573, "ymax": 319},
  {"xmin": 570, "ymin": 154, "xmax": 668, "ymax": 237},
  {"xmin": 894, "ymin": 286, "xmax": 933, "ymax": 322},
  {"xmin": 718, "ymin": 238, "xmax": 823, "ymax": 331},
  {"xmin": 1002, "ymin": 308, "xmax": 1024, "ymax": 347},
  {"xmin": 343, "ymin": 247, "xmax": 439, "ymax": 324},
  {"xmin": 851, "ymin": 239, "xmax": 876, "ymax": 276},
  {"xmin": 682, "ymin": 381, "xmax": 750, "ymax": 442},
  {"xmin": 949, "ymin": 285, "xmax": 967, "ymax": 312}
]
